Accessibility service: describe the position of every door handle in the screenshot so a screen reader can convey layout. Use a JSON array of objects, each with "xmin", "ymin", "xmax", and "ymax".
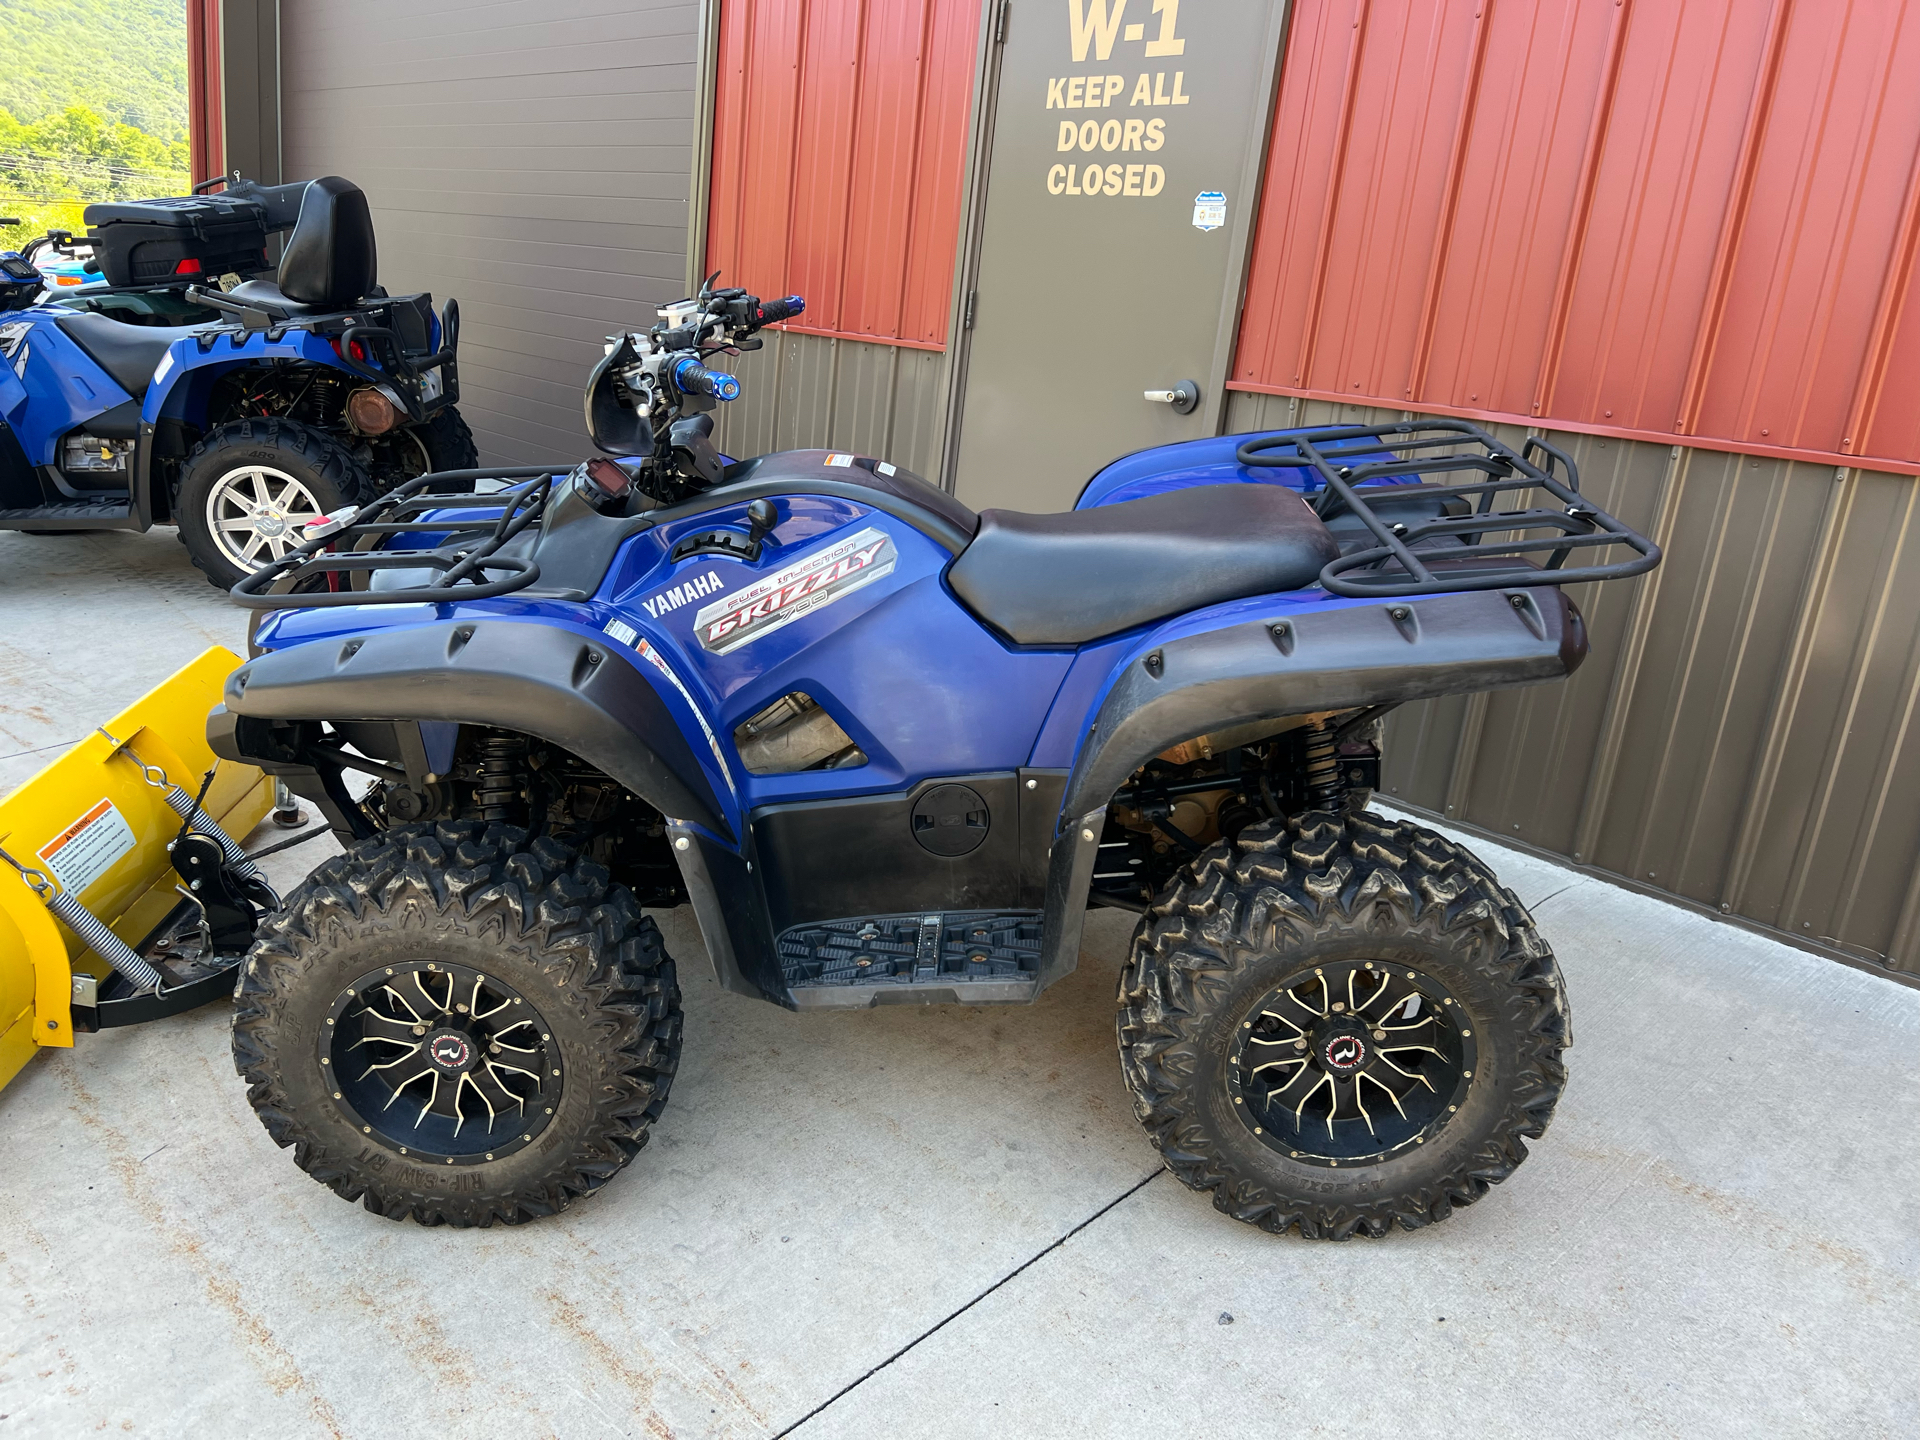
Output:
[{"xmin": 1144, "ymin": 379, "xmax": 1200, "ymax": 414}]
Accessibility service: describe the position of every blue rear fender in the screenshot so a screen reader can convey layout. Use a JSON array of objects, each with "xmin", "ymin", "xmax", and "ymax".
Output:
[
  {"xmin": 1049, "ymin": 583, "xmax": 1587, "ymax": 826},
  {"xmin": 1027, "ymin": 588, "xmax": 1378, "ymax": 773},
  {"xmin": 1075, "ymin": 428, "xmax": 1419, "ymax": 509},
  {"xmin": 1027, "ymin": 578, "xmax": 1589, "ymax": 990},
  {"xmin": 143, "ymin": 327, "xmax": 363, "ymax": 427}
]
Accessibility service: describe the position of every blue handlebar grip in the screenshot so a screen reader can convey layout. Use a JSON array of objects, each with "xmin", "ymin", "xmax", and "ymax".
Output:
[{"xmin": 671, "ymin": 357, "xmax": 742, "ymax": 401}]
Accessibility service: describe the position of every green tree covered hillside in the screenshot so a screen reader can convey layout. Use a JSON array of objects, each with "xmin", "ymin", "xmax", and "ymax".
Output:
[
  {"xmin": 0, "ymin": 0, "xmax": 188, "ymax": 139},
  {"xmin": 0, "ymin": 0, "xmax": 190, "ymax": 236},
  {"xmin": 1, "ymin": 108, "xmax": 191, "ymax": 236}
]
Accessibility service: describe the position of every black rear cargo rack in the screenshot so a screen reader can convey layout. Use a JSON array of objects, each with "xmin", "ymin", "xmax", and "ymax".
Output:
[
  {"xmin": 1237, "ymin": 419, "xmax": 1660, "ymax": 597},
  {"xmin": 229, "ymin": 465, "xmax": 568, "ymax": 609}
]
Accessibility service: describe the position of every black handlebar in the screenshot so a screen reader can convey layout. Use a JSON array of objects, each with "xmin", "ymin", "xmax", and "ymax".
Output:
[
  {"xmin": 192, "ymin": 174, "xmax": 308, "ymax": 230},
  {"xmin": 755, "ymin": 295, "xmax": 806, "ymax": 326}
]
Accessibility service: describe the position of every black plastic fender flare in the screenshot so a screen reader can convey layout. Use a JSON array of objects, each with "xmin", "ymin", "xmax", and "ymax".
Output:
[
  {"xmin": 1035, "ymin": 587, "xmax": 1587, "ymax": 988},
  {"xmin": 208, "ymin": 617, "xmax": 732, "ymax": 840}
]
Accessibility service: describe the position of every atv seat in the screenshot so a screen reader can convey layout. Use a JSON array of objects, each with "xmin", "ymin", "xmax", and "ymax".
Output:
[
  {"xmin": 54, "ymin": 311, "xmax": 204, "ymax": 398},
  {"xmin": 229, "ymin": 175, "xmax": 378, "ymax": 318},
  {"xmin": 947, "ymin": 484, "xmax": 1339, "ymax": 645}
]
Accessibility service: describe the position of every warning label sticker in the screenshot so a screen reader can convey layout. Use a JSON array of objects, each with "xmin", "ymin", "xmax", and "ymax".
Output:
[
  {"xmin": 36, "ymin": 798, "xmax": 136, "ymax": 895},
  {"xmin": 1192, "ymin": 190, "xmax": 1227, "ymax": 232}
]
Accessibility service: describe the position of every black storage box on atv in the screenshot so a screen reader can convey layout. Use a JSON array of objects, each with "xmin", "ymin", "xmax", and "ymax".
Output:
[{"xmin": 83, "ymin": 194, "xmax": 272, "ymax": 287}]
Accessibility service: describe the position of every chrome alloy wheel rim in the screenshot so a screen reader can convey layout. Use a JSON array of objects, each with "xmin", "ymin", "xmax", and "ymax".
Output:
[
  {"xmin": 205, "ymin": 464, "xmax": 324, "ymax": 570},
  {"xmin": 1227, "ymin": 959, "xmax": 1477, "ymax": 1168},
  {"xmin": 321, "ymin": 962, "xmax": 563, "ymax": 1166}
]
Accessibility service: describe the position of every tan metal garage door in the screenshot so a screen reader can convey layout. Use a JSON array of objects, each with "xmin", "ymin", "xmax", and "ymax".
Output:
[{"xmin": 278, "ymin": 0, "xmax": 703, "ymax": 464}]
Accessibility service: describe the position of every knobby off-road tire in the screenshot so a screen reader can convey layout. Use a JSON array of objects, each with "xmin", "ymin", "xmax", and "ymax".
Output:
[
  {"xmin": 372, "ymin": 404, "xmax": 481, "ymax": 493},
  {"xmin": 1118, "ymin": 810, "xmax": 1569, "ymax": 1240},
  {"xmin": 174, "ymin": 417, "xmax": 369, "ymax": 589},
  {"xmin": 233, "ymin": 822, "xmax": 681, "ymax": 1226},
  {"xmin": 416, "ymin": 404, "xmax": 479, "ymax": 472}
]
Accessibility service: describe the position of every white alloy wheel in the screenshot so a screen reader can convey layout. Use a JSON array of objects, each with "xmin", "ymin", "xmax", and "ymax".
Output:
[{"xmin": 205, "ymin": 464, "xmax": 326, "ymax": 570}]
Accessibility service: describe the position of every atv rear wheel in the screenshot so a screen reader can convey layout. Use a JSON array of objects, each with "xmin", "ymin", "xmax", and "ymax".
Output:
[
  {"xmin": 175, "ymin": 418, "xmax": 369, "ymax": 589},
  {"xmin": 369, "ymin": 404, "xmax": 479, "ymax": 493},
  {"xmin": 416, "ymin": 403, "xmax": 479, "ymax": 472},
  {"xmin": 1117, "ymin": 810, "xmax": 1568, "ymax": 1239},
  {"xmin": 232, "ymin": 822, "xmax": 681, "ymax": 1226}
]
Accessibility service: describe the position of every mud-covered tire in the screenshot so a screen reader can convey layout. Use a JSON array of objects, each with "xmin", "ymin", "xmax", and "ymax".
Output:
[
  {"xmin": 174, "ymin": 417, "xmax": 369, "ymax": 589},
  {"xmin": 232, "ymin": 821, "xmax": 681, "ymax": 1226},
  {"xmin": 1117, "ymin": 809, "xmax": 1569, "ymax": 1240}
]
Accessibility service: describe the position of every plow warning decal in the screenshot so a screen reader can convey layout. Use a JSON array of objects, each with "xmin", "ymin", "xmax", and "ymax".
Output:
[{"xmin": 36, "ymin": 798, "xmax": 136, "ymax": 895}]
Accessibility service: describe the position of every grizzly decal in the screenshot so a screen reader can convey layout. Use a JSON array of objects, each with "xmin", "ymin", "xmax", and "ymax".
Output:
[{"xmin": 693, "ymin": 526, "xmax": 896, "ymax": 654}]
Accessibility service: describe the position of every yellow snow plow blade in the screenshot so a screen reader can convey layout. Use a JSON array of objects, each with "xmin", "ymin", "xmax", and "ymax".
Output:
[{"xmin": 0, "ymin": 646, "xmax": 271, "ymax": 1092}]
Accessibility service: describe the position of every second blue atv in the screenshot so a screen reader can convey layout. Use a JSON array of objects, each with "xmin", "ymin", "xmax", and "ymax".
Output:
[
  {"xmin": 0, "ymin": 176, "xmax": 474, "ymax": 587},
  {"xmin": 208, "ymin": 282, "xmax": 1659, "ymax": 1239}
]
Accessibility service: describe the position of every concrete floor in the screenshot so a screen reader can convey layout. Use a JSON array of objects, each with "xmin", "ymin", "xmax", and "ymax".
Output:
[{"xmin": 1, "ymin": 526, "xmax": 1916, "ymax": 1439}]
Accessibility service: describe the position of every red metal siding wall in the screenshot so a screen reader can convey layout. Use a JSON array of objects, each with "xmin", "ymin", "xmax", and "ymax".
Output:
[
  {"xmin": 187, "ymin": 0, "xmax": 224, "ymax": 184},
  {"xmin": 1233, "ymin": 0, "xmax": 1920, "ymax": 476},
  {"xmin": 705, "ymin": 0, "xmax": 982, "ymax": 351}
]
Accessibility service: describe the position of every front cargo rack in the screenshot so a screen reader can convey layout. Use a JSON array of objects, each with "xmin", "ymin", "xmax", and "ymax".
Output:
[
  {"xmin": 1238, "ymin": 419, "xmax": 1660, "ymax": 597},
  {"xmin": 228, "ymin": 465, "xmax": 566, "ymax": 609}
]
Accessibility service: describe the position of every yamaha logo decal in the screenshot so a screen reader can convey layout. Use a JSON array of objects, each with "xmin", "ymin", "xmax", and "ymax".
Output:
[
  {"xmin": 640, "ymin": 566, "xmax": 726, "ymax": 619},
  {"xmin": 1321, "ymin": 1033, "xmax": 1368, "ymax": 1075},
  {"xmin": 428, "ymin": 1033, "xmax": 473, "ymax": 1072}
]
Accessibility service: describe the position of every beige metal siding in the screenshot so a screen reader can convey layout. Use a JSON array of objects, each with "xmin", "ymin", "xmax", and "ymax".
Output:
[
  {"xmin": 277, "ymin": 0, "xmax": 702, "ymax": 464},
  {"xmin": 710, "ymin": 331, "xmax": 949, "ymax": 479},
  {"xmin": 1226, "ymin": 391, "xmax": 1919, "ymax": 982},
  {"xmin": 220, "ymin": 0, "xmax": 281, "ymax": 187}
]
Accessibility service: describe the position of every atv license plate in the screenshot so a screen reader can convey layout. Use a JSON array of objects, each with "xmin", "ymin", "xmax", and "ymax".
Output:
[{"xmin": 418, "ymin": 368, "xmax": 443, "ymax": 403}]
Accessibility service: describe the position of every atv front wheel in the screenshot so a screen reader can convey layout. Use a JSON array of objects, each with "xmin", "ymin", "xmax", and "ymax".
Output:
[
  {"xmin": 175, "ymin": 418, "xmax": 369, "ymax": 589},
  {"xmin": 1117, "ymin": 810, "xmax": 1568, "ymax": 1239},
  {"xmin": 232, "ymin": 823, "xmax": 682, "ymax": 1226}
]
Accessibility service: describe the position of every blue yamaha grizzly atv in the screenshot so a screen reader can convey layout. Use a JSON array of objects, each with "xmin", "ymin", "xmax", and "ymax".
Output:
[
  {"xmin": 0, "ymin": 176, "xmax": 474, "ymax": 587},
  {"xmin": 209, "ymin": 283, "xmax": 1659, "ymax": 1238}
]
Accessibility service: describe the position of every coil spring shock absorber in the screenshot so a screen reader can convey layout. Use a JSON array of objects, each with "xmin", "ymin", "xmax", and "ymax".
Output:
[
  {"xmin": 476, "ymin": 735, "xmax": 528, "ymax": 821},
  {"xmin": 1302, "ymin": 719, "xmax": 1346, "ymax": 812},
  {"xmin": 306, "ymin": 371, "xmax": 342, "ymax": 426}
]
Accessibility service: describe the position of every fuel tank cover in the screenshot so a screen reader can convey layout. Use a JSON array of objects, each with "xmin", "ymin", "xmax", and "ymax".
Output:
[{"xmin": 911, "ymin": 783, "xmax": 990, "ymax": 857}]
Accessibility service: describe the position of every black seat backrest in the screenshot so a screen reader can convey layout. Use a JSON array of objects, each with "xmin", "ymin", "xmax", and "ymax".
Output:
[{"xmin": 278, "ymin": 176, "xmax": 377, "ymax": 308}]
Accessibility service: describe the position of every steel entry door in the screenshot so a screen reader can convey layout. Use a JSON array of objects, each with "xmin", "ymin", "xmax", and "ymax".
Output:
[{"xmin": 953, "ymin": 0, "xmax": 1286, "ymax": 512}]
